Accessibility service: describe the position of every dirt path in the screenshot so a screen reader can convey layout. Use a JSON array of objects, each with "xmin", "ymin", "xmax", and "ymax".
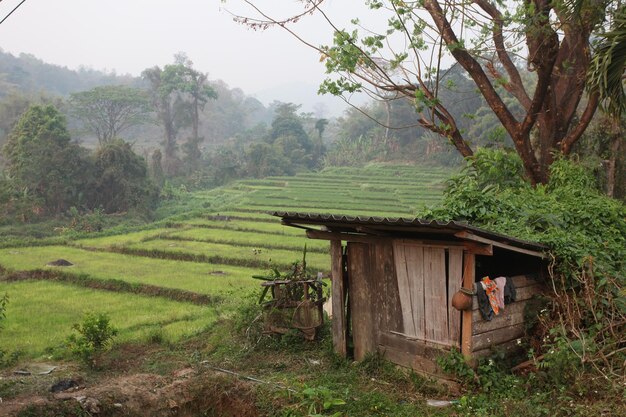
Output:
[{"xmin": 1, "ymin": 367, "xmax": 260, "ymax": 417}]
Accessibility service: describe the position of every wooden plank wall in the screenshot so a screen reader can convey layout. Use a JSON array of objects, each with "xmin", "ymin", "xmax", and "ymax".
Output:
[
  {"xmin": 447, "ymin": 248, "xmax": 463, "ymax": 346},
  {"xmin": 423, "ymin": 247, "xmax": 448, "ymax": 343},
  {"xmin": 347, "ymin": 240, "xmax": 465, "ymax": 363},
  {"xmin": 347, "ymin": 241, "xmax": 402, "ymax": 360},
  {"xmin": 347, "ymin": 242, "xmax": 376, "ymax": 361},
  {"xmin": 390, "ymin": 241, "xmax": 463, "ymax": 347},
  {"xmin": 393, "ymin": 242, "xmax": 419, "ymax": 337},
  {"xmin": 471, "ymin": 275, "xmax": 543, "ymax": 357},
  {"xmin": 373, "ymin": 242, "xmax": 403, "ymax": 334}
]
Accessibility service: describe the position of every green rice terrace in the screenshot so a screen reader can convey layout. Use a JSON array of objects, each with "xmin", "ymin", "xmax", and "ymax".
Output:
[{"xmin": 0, "ymin": 164, "xmax": 451, "ymax": 358}]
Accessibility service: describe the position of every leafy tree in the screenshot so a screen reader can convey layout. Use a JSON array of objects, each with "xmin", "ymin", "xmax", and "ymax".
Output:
[
  {"xmin": 0, "ymin": 92, "xmax": 65, "ymax": 166},
  {"xmin": 142, "ymin": 63, "xmax": 189, "ymax": 175},
  {"xmin": 314, "ymin": 118, "xmax": 328, "ymax": 140},
  {"xmin": 88, "ymin": 140, "xmax": 158, "ymax": 213},
  {"xmin": 206, "ymin": 145, "xmax": 244, "ymax": 186},
  {"xmin": 2, "ymin": 104, "xmax": 88, "ymax": 215},
  {"xmin": 143, "ymin": 55, "xmax": 217, "ymax": 176},
  {"xmin": 174, "ymin": 54, "xmax": 218, "ymax": 172},
  {"xmin": 239, "ymin": 0, "xmax": 616, "ymax": 184},
  {"xmin": 245, "ymin": 141, "xmax": 291, "ymax": 178},
  {"xmin": 149, "ymin": 148, "xmax": 165, "ymax": 186},
  {"xmin": 69, "ymin": 85, "xmax": 151, "ymax": 146},
  {"xmin": 267, "ymin": 102, "xmax": 319, "ymax": 169}
]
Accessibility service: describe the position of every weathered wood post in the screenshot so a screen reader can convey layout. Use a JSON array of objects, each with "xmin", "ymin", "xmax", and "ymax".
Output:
[
  {"xmin": 461, "ymin": 251, "xmax": 475, "ymax": 361},
  {"xmin": 330, "ymin": 240, "xmax": 347, "ymax": 357}
]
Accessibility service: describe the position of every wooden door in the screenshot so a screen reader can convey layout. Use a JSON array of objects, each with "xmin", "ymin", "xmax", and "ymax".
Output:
[{"xmin": 391, "ymin": 241, "xmax": 462, "ymax": 347}]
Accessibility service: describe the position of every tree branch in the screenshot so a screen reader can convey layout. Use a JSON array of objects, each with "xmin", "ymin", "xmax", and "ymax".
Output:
[
  {"xmin": 473, "ymin": 0, "xmax": 531, "ymax": 110},
  {"xmin": 560, "ymin": 92, "xmax": 599, "ymax": 154}
]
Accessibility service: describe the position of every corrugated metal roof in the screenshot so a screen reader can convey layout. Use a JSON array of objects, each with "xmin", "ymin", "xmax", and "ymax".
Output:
[{"xmin": 271, "ymin": 211, "xmax": 547, "ymax": 251}]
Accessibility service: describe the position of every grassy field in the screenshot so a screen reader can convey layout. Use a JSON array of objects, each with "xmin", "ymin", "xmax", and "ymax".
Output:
[
  {"xmin": 0, "ymin": 164, "xmax": 451, "ymax": 360},
  {"xmin": 0, "ymin": 280, "xmax": 217, "ymax": 356}
]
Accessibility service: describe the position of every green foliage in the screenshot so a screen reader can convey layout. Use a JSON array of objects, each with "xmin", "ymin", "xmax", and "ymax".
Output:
[
  {"xmin": 298, "ymin": 385, "xmax": 346, "ymax": 417},
  {"xmin": 424, "ymin": 149, "xmax": 625, "ymax": 278},
  {"xmin": 588, "ymin": 5, "xmax": 626, "ymax": 117},
  {"xmin": 424, "ymin": 148, "xmax": 626, "ymax": 389},
  {"xmin": 66, "ymin": 312, "xmax": 118, "ymax": 367},
  {"xmin": 65, "ymin": 206, "xmax": 106, "ymax": 233},
  {"xmin": 69, "ymin": 85, "xmax": 151, "ymax": 145},
  {"xmin": 89, "ymin": 139, "xmax": 159, "ymax": 213},
  {"xmin": 2, "ymin": 104, "xmax": 90, "ymax": 216},
  {"xmin": 324, "ymin": 135, "xmax": 389, "ymax": 167},
  {"xmin": 436, "ymin": 348, "xmax": 477, "ymax": 385},
  {"xmin": 573, "ymin": 115, "xmax": 626, "ymax": 200},
  {"xmin": 1, "ymin": 107, "xmax": 159, "ymax": 222}
]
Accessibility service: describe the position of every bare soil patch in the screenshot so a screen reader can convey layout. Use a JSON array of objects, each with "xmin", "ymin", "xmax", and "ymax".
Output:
[{"xmin": 1, "ymin": 368, "xmax": 259, "ymax": 417}]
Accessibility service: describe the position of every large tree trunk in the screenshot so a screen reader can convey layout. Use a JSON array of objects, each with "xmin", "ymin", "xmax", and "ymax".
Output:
[
  {"xmin": 422, "ymin": 0, "xmax": 600, "ymax": 185},
  {"xmin": 162, "ymin": 104, "xmax": 179, "ymax": 176}
]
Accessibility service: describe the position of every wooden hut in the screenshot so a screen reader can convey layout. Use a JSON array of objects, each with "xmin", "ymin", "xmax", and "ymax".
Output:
[{"xmin": 273, "ymin": 212, "xmax": 548, "ymax": 375}]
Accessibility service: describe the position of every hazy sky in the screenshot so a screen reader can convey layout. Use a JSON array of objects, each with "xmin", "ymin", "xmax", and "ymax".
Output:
[{"xmin": 0, "ymin": 0, "xmax": 375, "ymax": 110}]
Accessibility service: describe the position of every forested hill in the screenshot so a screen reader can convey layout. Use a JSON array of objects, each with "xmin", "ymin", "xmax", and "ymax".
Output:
[
  {"xmin": 0, "ymin": 50, "xmax": 136, "ymax": 97},
  {"xmin": 0, "ymin": 50, "xmax": 275, "ymax": 149}
]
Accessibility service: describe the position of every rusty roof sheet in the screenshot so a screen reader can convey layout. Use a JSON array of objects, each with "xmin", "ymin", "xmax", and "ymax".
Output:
[{"xmin": 271, "ymin": 211, "xmax": 547, "ymax": 251}]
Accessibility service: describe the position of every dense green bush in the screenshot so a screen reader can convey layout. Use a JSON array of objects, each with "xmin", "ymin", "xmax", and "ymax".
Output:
[
  {"xmin": 87, "ymin": 139, "xmax": 159, "ymax": 213},
  {"xmin": 2, "ymin": 104, "xmax": 89, "ymax": 216},
  {"xmin": 423, "ymin": 149, "xmax": 625, "ymax": 279},
  {"xmin": 1, "ymin": 105, "xmax": 160, "ymax": 228}
]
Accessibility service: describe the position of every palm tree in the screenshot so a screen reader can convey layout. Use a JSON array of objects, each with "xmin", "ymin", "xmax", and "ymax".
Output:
[
  {"xmin": 588, "ymin": 7, "xmax": 626, "ymax": 117},
  {"xmin": 588, "ymin": 7, "xmax": 626, "ymax": 197}
]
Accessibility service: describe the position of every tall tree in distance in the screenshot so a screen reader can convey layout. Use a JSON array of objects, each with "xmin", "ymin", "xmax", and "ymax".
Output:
[
  {"xmin": 174, "ymin": 53, "xmax": 218, "ymax": 172},
  {"xmin": 142, "ymin": 63, "xmax": 188, "ymax": 175},
  {"xmin": 69, "ymin": 85, "xmax": 151, "ymax": 146},
  {"xmin": 314, "ymin": 118, "xmax": 328, "ymax": 140},
  {"xmin": 143, "ymin": 54, "xmax": 216, "ymax": 176},
  {"xmin": 236, "ymin": 0, "xmax": 615, "ymax": 184}
]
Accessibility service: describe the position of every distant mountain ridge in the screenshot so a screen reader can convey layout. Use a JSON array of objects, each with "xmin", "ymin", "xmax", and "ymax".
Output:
[
  {"xmin": 0, "ymin": 50, "xmax": 282, "ymax": 150},
  {"xmin": 0, "ymin": 49, "xmax": 138, "ymax": 97}
]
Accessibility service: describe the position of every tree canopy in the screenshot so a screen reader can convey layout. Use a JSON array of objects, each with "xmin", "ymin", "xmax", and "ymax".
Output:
[
  {"xmin": 2, "ymin": 104, "xmax": 87, "ymax": 215},
  {"xmin": 69, "ymin": 85, "xmax": 151, "ymax": 146},
  {"xmin": 238, "ymin": 0, "xmax": 618, "ymax": 184},
  {"xmin": 88, "ymin": 140, "xmax": 158, "ymax": 213},
  {"xmin": 142, "ymin": 55, "xmax": 217, "ymax": 175}
]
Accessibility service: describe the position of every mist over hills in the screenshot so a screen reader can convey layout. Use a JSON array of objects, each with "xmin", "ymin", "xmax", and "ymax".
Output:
[
  {"xmin": 0, "ymin": 50, "xmax": 137, "ymax": 96},
  {"xmin": 0, "ymin": 50, "xmax": 296, "ymax": 150}
]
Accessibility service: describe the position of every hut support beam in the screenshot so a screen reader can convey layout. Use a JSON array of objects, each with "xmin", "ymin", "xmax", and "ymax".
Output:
[
  {"xmin": 461, "ymin": 251, "xmax": 475, "ymax": 361},
  {"xmin": 330, "ymin": 240, "xmax": 347, "ymax": 357},
  {"xmin": 455, "ymin": 231, "xmax": 546, "ymax": 259}
]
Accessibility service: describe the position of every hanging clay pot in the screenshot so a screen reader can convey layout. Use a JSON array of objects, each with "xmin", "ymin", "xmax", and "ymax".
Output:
[{"xmin": 451, "ymin": 287, "xmax": 474, "ymax": 311}]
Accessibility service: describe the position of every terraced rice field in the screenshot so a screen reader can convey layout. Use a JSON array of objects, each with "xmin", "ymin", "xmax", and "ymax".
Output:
[{"xmin": 0, "ymin": 164, "xmax": 452, "ymax": 358}]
